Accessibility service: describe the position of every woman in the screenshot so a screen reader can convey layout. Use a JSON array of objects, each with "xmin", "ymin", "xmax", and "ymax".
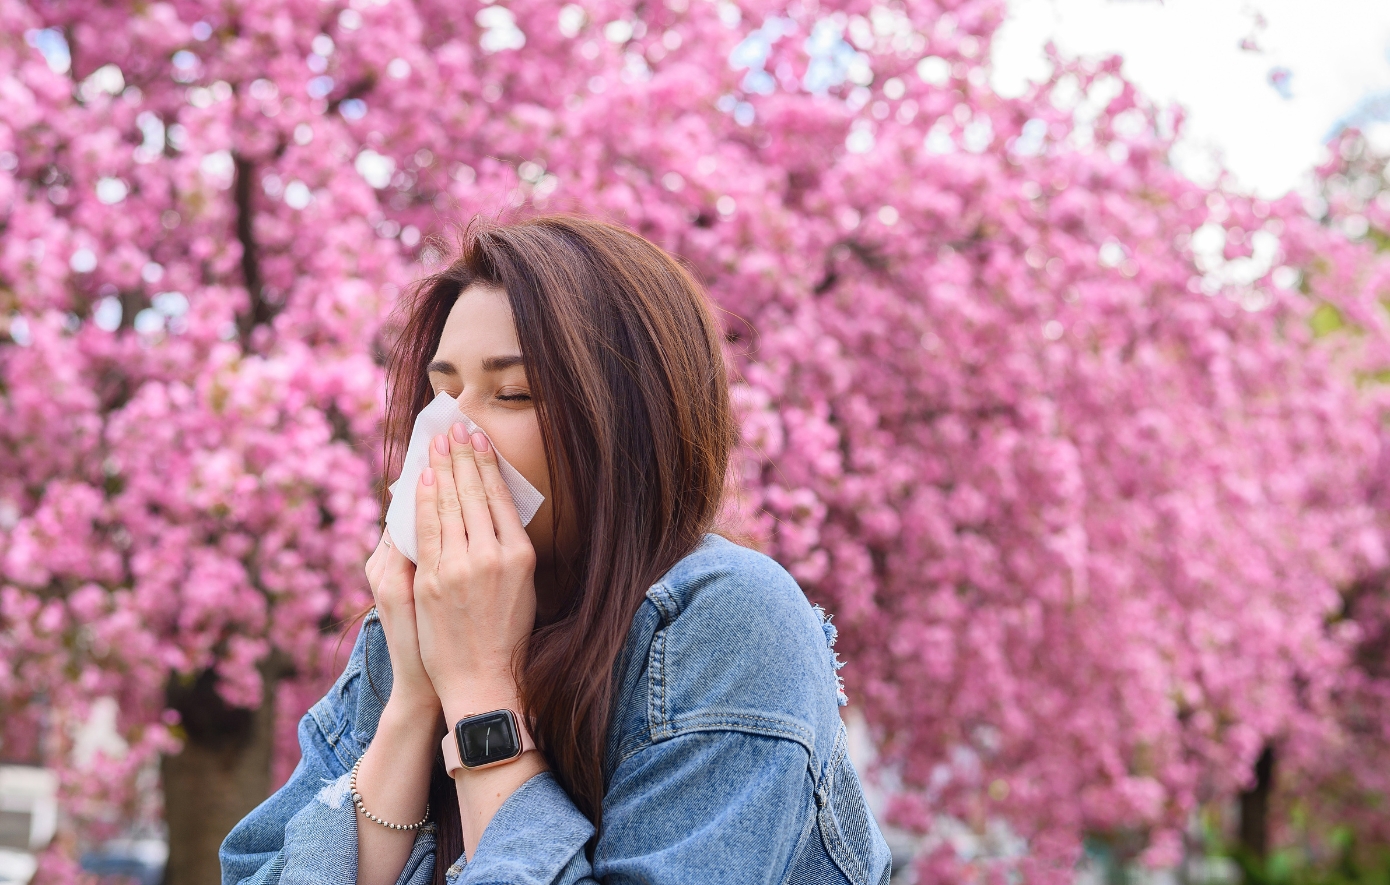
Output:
[{"xmin": 219, "ymin": 216, "xmax": 893, "ymax": 885}]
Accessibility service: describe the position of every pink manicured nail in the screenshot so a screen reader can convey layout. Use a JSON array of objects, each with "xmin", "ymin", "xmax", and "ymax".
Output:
[
  {"xmin": 433, "ymin": 433, "xmax": 448, "ymax": 455},
  {"xmin": 451, "ymin": 423, "xmax": 469, "ymax": 443},
  {"xmin": 422, "ymin": 466, "xmax": 435, "ymax": 486},
  {"xmin": 471, "ymin": 431, "xmax": 490, "ymax": 453}
]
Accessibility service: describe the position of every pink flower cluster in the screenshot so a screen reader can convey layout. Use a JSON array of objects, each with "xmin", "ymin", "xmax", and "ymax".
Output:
[{"xmin": 3, "ymin": 0, "xmax": 1390, "ymax": 879}]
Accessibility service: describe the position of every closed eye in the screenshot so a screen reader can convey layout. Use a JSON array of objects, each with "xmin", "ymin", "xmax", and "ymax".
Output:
[{"xmin": 496, "ymin": 392, "xmax": 531, "ymax": 402}]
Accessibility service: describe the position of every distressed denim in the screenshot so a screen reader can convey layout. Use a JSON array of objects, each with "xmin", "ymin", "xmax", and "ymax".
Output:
[{"xmin": 220, "ymin": 534, "xmax": 893, "ymax": 885}]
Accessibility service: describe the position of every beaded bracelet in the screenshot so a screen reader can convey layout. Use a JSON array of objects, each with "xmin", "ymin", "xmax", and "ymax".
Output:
[{"xmin": 349, "ymin": 756, "xmax": 430, "ymax": 831}]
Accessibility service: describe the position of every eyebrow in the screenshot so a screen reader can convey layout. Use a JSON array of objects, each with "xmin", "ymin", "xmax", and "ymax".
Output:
[{"xmin": 427, "ymin": 355, "xmax": 525, "ymax": 375}]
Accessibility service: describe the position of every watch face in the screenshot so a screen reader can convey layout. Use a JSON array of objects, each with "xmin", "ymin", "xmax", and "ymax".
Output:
[{"xmin": 455, "ymin": 711, "xmax": 521, "ymax": 768}]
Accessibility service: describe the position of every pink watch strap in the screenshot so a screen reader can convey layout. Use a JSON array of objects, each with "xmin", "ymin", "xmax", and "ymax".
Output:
[{"xmin": 441, "ymin": 711, "xmax": 536, "ymax": 777}]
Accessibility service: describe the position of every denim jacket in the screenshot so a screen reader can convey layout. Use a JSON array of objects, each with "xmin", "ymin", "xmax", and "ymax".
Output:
[{"xmin": 220, "ymin": 533, "xmax": 893, "ymax": 885}]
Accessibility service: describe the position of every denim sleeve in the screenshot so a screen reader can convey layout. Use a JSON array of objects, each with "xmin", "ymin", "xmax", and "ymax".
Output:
[
  {"xmin": 449, "ymin": 729, "xmax": 811, "ymax": 885},
  {"xmin": 218, "ymin": 704, "xmax": 438, "ymax": 885}
]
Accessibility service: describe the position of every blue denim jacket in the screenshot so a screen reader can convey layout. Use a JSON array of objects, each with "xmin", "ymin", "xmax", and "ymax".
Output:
[{"xmin": 220, "ymin": 533, "xmax": 892, "ymax": 885}]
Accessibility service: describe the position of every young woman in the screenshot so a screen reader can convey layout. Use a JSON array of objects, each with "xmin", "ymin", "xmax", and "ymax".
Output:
[{"xmin": 219, "ymin": 216, "xmax": 892, "ymax": 885}]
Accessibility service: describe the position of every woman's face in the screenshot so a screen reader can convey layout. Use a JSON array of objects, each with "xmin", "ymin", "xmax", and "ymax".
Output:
[{"xmin": 427, "ymin": 283, "xmax": 575, "ymax": 584}]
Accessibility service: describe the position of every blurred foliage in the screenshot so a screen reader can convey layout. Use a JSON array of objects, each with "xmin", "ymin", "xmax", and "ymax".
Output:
[
  {"xmin": 1221, "ymin": 830, "xmax": 1390, "ymax": 885},
  {"xmin": 1255, "ymin": 126, "xmax": 1390, "ymax": 885}
]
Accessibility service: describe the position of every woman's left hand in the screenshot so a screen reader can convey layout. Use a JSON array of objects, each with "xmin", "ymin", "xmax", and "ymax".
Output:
[{"xmin": 412, "ymin": 421, "xmax": 539, "ymax": 725}]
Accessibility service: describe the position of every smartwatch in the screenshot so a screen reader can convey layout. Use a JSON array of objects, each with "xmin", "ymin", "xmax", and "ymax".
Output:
[{"xmin": 441, "ymin": 709, "xmax": 536, "ymax": 776}]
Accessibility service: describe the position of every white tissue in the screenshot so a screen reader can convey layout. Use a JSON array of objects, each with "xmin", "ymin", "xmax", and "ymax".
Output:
[{"xmin": 385, "ymin": 392, "xmax": 546, "ymax": 564}]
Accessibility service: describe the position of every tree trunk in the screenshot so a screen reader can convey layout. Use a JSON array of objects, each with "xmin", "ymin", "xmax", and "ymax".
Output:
[
  {"xmin": 161, "ymin": 667, "xmax": 279, "ymax": 885},
  {"xmin": 1238, "ymin": 744, "xmax": 1276, "ymax": 864}
]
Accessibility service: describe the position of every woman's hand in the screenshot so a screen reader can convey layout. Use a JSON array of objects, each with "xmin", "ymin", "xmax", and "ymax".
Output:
[
  {"xmin": 359, "ymin": 527, "xmax": 444, "ymax": 885},
  {"xmin": 413, "ymin": 422, "xmax": 538, "ymax": 725},
  {"xmin": 364, "ymin": 527, "xmax": 438, "ymax": 717}
]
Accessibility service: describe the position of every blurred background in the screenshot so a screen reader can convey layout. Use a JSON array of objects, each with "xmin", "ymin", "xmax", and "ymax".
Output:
[{"xmin": 2, "ymin": 0, "xmax": 1390, "ymax": 883}]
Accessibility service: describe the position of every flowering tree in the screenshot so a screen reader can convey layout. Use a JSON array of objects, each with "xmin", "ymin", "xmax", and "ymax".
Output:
[
  {"xmin": 3, "ymin": 0, "xmax": 1390, "ymax": 883},
  {"xmin": 1256, "ymin": 130, "xmax": 1390, "ymax": 877},
  {"xmin": 0, "ymin": 2, "xmax": 401, "ymax": 879}
]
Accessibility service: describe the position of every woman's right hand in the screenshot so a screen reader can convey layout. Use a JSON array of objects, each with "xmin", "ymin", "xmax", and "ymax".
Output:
[{"xmin": 365, "ymin": 527, "xmax": 438, "ymax": 715}]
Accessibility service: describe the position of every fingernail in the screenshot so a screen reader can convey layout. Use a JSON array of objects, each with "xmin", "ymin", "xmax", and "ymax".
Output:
[
  {"xmin": 471, "ymin": 431, "xmax": 490, "ymax": 453},
  {"xmin": 452, "ymin": 422, "xmax": 469, "ymax": 443},
  {"xmin": 433, "ymin": 433, "xmax": 448, "ymax": 455},
  {"xmin": 422, "ymin": 466, "xmax": 435, "ymax": 486}
]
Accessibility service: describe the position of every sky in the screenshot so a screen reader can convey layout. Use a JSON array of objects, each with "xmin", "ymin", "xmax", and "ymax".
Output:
[{"xmin": 991, "ymin": 0, "xmax": 1390, "ymax": 198}]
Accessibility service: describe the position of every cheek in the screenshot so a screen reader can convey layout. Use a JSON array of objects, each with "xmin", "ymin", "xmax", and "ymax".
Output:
[
  {"xmin": 492, "ymin": 419, "xmax": 548, "ymax": 500},
  {"xmin": 480, "ymin": 415, "xmax": 575, "ymax": 565},
  {"xmin": 498, "ymin": 423, "xmax": 559, "ymax": 562}
]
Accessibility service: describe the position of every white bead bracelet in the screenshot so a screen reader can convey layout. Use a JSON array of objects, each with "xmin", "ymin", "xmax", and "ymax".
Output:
[{"xmin": 349, "ymin": 755, "xmax": 430, "ymax": 831}]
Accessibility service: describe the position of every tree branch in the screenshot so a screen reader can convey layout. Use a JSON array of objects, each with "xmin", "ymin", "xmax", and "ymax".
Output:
[{"xmin": 233, "ymin": 153, "xmax": 269, "ymax": 348}]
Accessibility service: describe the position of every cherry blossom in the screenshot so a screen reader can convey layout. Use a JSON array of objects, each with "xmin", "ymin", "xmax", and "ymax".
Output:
[{"xmin": 3, "ymin": 0, "xmax": 1389, "ymax": 881}]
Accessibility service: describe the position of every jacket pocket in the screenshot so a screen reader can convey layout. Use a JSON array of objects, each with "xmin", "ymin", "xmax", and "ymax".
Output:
[{"xmin": 814, "ymin": 722, "xmax": 890, "ymax": 885}]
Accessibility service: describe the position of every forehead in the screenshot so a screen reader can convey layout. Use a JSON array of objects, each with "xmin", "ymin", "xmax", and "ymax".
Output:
[{"xmin": 434, "ymin": 283, "xmax": 518, "ymax": 359}]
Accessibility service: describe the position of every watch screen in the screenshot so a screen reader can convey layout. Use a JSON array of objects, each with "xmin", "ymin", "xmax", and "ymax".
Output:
[{"xmin": 456, "ymin": 711, "xmax": 521, "ymax": 767}]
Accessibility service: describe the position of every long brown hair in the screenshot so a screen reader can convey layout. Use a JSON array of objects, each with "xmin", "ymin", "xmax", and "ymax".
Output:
[{"xmin": 380, "ymin": 215, "xmax": 735, "ymax": 872}]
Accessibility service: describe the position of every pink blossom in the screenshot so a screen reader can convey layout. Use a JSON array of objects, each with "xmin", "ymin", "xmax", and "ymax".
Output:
[{"xmin": 3, "ymin": 0, "xmax": 1390, "ymax": 880}]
